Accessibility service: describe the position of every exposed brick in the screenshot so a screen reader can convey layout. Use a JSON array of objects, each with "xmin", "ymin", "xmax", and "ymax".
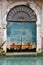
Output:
[{"xmin": 41, "ymin": 37, "xmax": 43, "ymax": 49}]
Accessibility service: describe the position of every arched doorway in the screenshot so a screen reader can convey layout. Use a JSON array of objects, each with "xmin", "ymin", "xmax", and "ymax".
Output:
[{"xmin": 6, "ymin": 5, "xmax": 37, "ymax": 52}]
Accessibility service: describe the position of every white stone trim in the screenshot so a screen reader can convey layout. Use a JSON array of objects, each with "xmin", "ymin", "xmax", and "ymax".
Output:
[{"xmin": 2, "ymin": 29, "xmax": 6, "ymax": 53}]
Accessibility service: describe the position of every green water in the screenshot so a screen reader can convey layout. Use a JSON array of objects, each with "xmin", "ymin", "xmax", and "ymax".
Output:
[{"xmin": 0, "ymin": 57, "xmax": 43, "ymax": 65}]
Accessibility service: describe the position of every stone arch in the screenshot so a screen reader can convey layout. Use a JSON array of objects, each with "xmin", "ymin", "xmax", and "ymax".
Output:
[
  {"xmin": 3, "ymin": 1, "xmax": 41, "ymax": 52},
  {"xmin": 6, "ymin": 1, "xmax": 41, "ymax": 24},
  {"xmin": 6, "ymin": 5, "xmax": 37, "ymax": 22}
]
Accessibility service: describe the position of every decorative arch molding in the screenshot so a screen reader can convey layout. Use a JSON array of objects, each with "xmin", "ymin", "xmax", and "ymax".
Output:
[
  {"xmin": 2, "ymin": 1, "xmax": 41, "ymax": 52},
  {"xmin": 6, "ymin": 5, "xmax": 37, "ymax": 22},
  {"xmin": 6, "ymin": 1, "xmax": 41, "ymax": 24}
]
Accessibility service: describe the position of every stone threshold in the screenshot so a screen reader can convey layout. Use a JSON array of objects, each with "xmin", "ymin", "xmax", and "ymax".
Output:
[{"xmin": 6, "ymin": 52, "xmax": 37, "ymax": 57}]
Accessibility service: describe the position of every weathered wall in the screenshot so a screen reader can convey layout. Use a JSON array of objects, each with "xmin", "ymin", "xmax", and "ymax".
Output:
[
  {"xmin": 0, "ymin": 0, "xmax": 43, "ymax": 52},
  {"xmin": 41, "ymin": 3, "xmax": 43, "ymax": 50}
]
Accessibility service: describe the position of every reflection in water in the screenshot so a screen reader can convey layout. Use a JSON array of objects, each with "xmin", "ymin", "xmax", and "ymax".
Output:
[
  {"xmin": 36, "ymin": 57, "xmax": 43, "ymax": 65},
  {"xmin": 2, "ymin": 60, "xmax": 6, "ymax": 65},
  {"xmin": 0, "ymin": 57, "xmax": 43, "ymax": 65}
]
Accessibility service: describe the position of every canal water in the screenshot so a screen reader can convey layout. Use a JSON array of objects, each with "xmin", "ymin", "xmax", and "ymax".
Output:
[{"xmin": 0, "ymin": 57, "xmax": 43, "ymax": 65}]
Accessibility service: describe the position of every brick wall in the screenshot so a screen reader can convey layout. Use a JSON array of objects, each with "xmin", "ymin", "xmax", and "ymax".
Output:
[{"xmin": 41, "ymin": 37, "xmax": 43, "ymax": 50}]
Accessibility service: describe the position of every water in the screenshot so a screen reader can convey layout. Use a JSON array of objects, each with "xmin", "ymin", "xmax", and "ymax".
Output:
[{"xmin": 0, "ymin": 57, "xmax": 43, "ymax": 65}]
